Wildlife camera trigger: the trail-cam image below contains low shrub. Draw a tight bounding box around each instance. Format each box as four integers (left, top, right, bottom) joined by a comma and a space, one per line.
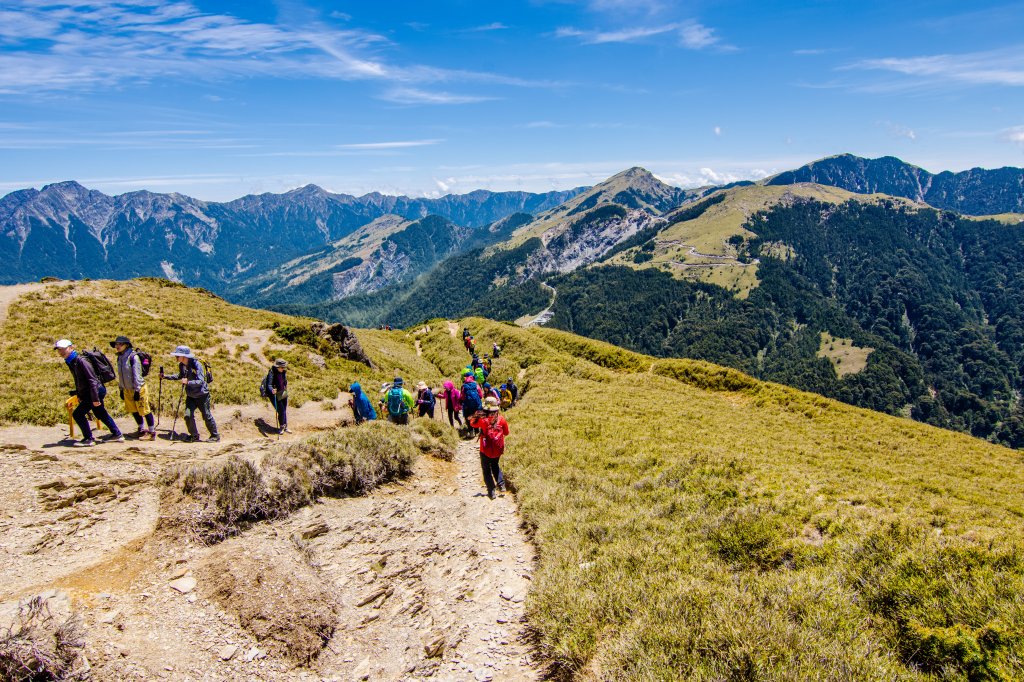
0, 596, 86, 681
410, 418, 458, 461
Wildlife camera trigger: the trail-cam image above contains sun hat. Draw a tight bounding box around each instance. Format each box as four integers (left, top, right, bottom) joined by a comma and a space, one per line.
273, 358, 288, 368
170, 345, 195, 359
109, 335, 132, 348
53, 339, 73, 349
483, 396, 501, 412
417, 381, 427, 391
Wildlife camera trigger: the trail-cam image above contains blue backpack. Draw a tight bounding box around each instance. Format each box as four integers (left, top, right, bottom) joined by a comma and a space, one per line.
462, 381, 481, 410
387, 386, 408, 415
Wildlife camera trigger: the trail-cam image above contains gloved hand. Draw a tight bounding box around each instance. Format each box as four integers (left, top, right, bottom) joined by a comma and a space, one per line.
133, 390, 140, 402
119, 388, 124, 399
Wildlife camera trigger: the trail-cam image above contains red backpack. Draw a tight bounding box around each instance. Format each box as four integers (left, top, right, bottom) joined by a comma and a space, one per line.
480, 414, 506, 455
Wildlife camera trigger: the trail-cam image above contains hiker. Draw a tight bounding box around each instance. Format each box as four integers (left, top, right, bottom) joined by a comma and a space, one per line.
482, 382, 501, 404
506, 377, 519, 405
463, 327, 471, 340
469, 396, 510, 500
260, 358, 290, 434
440, 380, 463, 428
385, 377, 414, 425
54, 339, 124, 446
461, 373, 483, 428
482, 355, 492, 374
161, 345, 219, 443
416, 381, 435, 419
499, 383, 514, 410
111, 335, 155, 440
492, 342, 501, 359
348, 382, 377, 424
474, 364, 487, 385
471, 354, 481, 370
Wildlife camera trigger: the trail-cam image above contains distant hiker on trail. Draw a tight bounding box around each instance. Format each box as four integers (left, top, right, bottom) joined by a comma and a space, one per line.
471, 354, 482, 370
506, 377, 519, 405
348, 382, 377, 424
416, 381, 435, 419
440, 380, 463, 428
386, 377, 414, 425
463, 327, 471, 339
499, 383, 514, 410
492, 342, 501, 359
161, 345, 219, 443
469, 396, 510, 500
474, 365, 486, 385
54, 339, 124, 446
482, 355, 492, 374
464, 335, 474, 352
111, 335, 155, 441
482, 382, 501, 403
260, 358, 290, 434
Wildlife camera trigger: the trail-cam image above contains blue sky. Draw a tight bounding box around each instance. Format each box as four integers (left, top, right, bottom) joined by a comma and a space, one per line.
1, 0, 1023, 200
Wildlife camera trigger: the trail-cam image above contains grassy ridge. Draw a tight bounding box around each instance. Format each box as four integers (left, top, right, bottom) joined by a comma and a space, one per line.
427, 318, 1024, 680
0, 279, 441, 425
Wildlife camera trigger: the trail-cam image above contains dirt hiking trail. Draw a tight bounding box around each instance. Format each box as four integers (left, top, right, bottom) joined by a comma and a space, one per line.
1, 423, 541, 680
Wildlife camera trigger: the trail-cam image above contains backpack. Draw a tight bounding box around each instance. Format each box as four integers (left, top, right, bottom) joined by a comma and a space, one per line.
422, 388, 435, 407
259, 370, 272, 399
83, 348, 116, 384
134, 350, 153, 377
387, 386, 408, 415
462, 381, 481, 410
481, 414, 506, 454
500, 389, 513, 410
197, 358, 213, 384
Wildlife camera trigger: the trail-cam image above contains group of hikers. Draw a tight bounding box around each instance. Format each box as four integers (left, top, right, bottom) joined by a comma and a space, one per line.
53, 325, 517, 500
54, 336, 222, 446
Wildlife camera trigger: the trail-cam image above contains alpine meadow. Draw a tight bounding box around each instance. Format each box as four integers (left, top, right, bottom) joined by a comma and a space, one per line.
4, 1, 1024, 680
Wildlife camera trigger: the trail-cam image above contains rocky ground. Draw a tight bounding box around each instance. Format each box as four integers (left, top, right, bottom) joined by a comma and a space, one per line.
0, 410, 540, 681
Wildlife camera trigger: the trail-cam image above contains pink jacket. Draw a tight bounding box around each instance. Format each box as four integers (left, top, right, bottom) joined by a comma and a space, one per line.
442, 381, 462, 411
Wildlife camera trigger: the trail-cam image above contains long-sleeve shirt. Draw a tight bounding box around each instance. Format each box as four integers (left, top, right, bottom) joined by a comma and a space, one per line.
117, 350, 145, 392
164, 359, 209, 398
66, 350, 102, 404
468, 413, 509, 458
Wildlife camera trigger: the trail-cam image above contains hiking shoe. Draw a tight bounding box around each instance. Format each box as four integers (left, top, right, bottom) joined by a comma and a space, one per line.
487, 489, 496, 500
207, 435, 221, 442
498, 483, 506, 493
176, 435, 196, 443
141, 430, 156, 441
281, 427, 292, 434
100, 433, 125, 443
73, 439, 96, 447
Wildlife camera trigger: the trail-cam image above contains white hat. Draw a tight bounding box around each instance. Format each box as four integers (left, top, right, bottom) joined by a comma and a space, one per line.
53, 339, 72, 349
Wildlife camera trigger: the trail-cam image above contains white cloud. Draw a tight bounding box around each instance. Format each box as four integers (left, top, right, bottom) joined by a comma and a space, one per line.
337, 139, 443, 149
848, 47, 1024, 88
713, 126, 722, 136
1004, 126, 1024, 144
465, 22, 508, 32
379, 87, 496, 105
555, 20, 725, 49
0, 1, 550, 98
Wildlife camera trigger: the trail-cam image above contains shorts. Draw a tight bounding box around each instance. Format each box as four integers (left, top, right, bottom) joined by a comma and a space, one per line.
124, 383, 152, 416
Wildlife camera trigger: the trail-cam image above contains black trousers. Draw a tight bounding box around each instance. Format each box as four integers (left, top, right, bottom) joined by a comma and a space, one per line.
480, 453, 503, 493
447, 402, 462, 427
184, 394, 219, 439
72, 387, 121, 440
390, 413, 409, 425
272, 394, 288, 429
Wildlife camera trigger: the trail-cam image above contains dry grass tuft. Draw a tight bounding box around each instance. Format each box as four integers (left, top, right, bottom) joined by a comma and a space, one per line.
0, 596, 86, 681
198, 541, 338, 664
409, 418, 458, 461
160, 421, 418, 544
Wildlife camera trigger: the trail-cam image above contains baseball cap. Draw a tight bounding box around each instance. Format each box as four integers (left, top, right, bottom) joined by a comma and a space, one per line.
53, 339, 73, 349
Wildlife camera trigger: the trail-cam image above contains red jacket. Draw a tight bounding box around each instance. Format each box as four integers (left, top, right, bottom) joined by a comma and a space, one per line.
468, 412, 509, 458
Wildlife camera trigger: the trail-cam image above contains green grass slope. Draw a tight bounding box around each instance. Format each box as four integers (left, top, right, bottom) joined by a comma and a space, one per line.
0, 278, 441, 425
422, 318, 1024, 681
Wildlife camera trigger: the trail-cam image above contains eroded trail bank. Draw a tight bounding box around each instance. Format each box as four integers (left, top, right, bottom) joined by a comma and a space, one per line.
1, 432, 541, 680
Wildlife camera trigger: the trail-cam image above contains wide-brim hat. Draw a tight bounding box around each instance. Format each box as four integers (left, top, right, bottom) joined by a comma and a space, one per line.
169, 345, 195, 359
417, 381, 427, 391
483, 396, 501, 412
109, 335, 132, 348
273, 358, 288, 368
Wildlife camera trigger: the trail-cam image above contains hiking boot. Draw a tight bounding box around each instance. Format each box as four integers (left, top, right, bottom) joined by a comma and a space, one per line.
176, 435, 196, 443
498, 483, 506, 493
73, 439, 96, 447
207, 435, 221, 442
141, 430, 156, 441
487, 489, 496, 500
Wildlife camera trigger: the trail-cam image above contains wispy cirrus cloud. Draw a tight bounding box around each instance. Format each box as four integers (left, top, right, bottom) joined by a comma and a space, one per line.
463, 22, 509, 32
845, 47, 1024, 89
0, 1, 541, 102
337, 139, 443, 149
378, 87, 497, 105
554, 20, 728, 50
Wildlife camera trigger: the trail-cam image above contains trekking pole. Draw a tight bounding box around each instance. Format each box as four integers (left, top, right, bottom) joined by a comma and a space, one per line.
170, 384, 184, 443
272, 392, 281, 441
156, 368, 163, 428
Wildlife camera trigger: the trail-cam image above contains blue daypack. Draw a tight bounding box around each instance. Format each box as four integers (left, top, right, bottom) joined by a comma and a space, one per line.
462, 381, 481, 410
387, 386, 408, 415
